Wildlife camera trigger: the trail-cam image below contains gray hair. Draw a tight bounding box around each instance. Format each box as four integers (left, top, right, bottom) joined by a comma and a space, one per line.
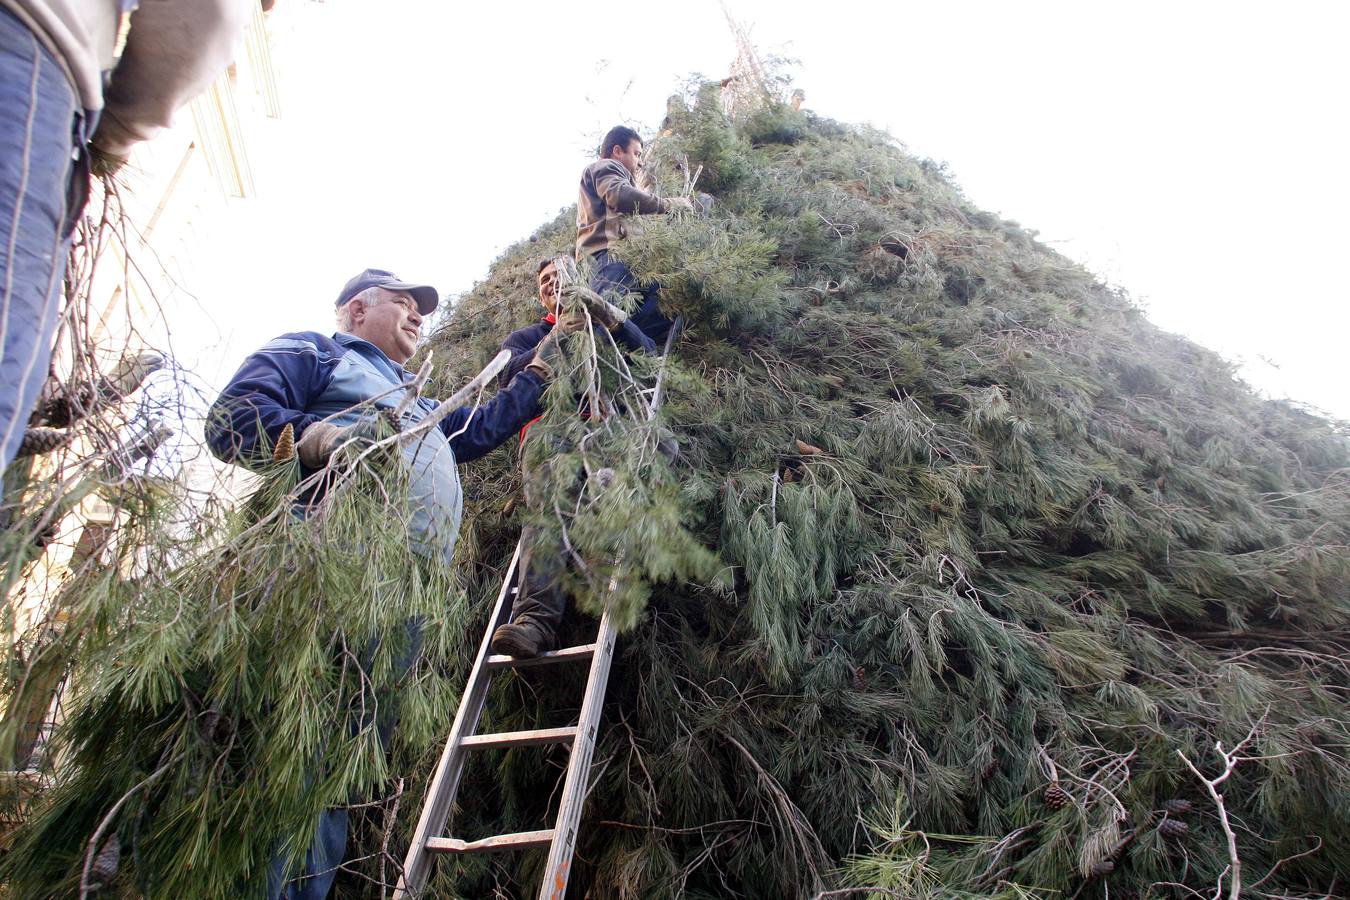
336, 286, 389, 331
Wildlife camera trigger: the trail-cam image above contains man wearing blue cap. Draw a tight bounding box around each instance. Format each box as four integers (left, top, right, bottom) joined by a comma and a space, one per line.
206, 268, 562, 899
208, 268, 563, 560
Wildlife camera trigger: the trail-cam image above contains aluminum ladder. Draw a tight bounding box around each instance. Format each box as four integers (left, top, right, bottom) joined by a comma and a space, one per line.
392, 539, 617, 899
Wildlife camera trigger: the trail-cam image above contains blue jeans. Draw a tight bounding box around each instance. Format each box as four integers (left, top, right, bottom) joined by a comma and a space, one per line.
0, 7, 89, 470
265, 619, 423, 900
590, 248, 673, 345
266, 809, 348, 900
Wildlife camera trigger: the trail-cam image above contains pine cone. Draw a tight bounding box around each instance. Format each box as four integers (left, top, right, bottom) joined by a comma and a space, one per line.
1162, 798, 1193, 816
1043, 782, 1069, 809
851, 666, 866, 691
91, 832, 121, 886
272, 423, 296, 462
794, 439, 823, 455
1087, 859, 1115, 879
16, 426, 72, 458
1158, 818, 1189, 838
1110, 829, 1137, 860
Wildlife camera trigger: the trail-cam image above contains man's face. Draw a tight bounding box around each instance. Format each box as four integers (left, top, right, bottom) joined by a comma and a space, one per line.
537, 262, 560, 316
350, 288, 421, 364
611, 138, 643, 177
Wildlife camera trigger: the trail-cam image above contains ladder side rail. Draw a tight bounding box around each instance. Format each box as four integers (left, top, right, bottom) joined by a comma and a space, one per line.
394, 541, 524, 898
538, 603, 619, 899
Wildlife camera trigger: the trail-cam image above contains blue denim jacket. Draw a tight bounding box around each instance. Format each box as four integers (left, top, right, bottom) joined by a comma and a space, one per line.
207, 331, 543, 561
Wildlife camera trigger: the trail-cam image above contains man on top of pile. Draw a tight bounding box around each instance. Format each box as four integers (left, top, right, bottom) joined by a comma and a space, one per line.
576, 124, 692, 344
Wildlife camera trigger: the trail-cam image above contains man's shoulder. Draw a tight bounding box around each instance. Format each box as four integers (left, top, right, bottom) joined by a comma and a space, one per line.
583, 158, 629, 182
503, 321, 551, 347
255, 331, 346, 358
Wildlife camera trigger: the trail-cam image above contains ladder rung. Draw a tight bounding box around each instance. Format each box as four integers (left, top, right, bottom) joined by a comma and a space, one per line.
425, 829, 555, 854
486, 643, 596, 669
458, 726, 577, 750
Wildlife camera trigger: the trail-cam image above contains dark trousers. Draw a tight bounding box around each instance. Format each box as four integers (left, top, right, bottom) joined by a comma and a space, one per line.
590, 248, 672, 346
512, 440, 569, 629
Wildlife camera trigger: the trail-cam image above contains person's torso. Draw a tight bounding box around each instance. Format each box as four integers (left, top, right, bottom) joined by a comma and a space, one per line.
575, 158, 632, 258
315, 336, 463, 562
0, 0, 126, 109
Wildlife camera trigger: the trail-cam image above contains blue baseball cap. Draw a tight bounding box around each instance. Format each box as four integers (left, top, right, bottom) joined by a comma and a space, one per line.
336, 268, 439, 315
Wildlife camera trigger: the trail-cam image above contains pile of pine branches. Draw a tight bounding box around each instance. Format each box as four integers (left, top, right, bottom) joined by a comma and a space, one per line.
412, 85, 1349, 899
3, 83, 1344, 899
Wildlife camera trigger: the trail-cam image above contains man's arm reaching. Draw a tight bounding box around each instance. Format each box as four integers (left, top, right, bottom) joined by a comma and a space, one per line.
593, 160, 666, 215
92, 0, 252, 160
611, 320, 657, 354
499, 324, 550, 388
440, 370, 546, 463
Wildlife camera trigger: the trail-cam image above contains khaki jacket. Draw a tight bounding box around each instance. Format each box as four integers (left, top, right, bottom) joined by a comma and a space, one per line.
575, 158, 668, 258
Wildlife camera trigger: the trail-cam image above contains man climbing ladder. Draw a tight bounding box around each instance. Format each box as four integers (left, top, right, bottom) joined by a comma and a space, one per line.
490, 255, 656, 660
394, 306, 683, 899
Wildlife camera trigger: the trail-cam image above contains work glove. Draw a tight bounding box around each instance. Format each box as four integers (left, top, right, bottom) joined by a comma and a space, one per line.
663, 196, 695, 214
554, 305, 587, 334
295, 411, 399, 467
105, 350, 165, 398
525, 330, 566, 382
569, 285, 627, 331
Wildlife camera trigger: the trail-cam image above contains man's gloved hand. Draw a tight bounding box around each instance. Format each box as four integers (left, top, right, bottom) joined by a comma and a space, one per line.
104, 350, 165, 398
663, 196, 695, 214
89, 145, 129, 179
295, 412, 399, 467
554, 305, 587, 334
526, 330, 565, 382
571, 286, 627, 331
296, 422, 347, 467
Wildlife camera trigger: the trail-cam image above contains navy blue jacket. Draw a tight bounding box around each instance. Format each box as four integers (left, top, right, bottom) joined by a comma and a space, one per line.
206, 331, 544, 559
498, 317, 656, 388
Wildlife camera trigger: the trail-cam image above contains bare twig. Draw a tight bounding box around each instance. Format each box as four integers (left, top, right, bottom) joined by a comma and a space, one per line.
379, 777, 405, 900
1247, 835, 1323, 893
1175, 713, 1267, 900
376, 349, 513, 447
389, 357, 433, 422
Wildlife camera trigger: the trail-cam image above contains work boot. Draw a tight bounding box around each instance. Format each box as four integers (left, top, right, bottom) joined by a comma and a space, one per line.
490, 616, 557, 659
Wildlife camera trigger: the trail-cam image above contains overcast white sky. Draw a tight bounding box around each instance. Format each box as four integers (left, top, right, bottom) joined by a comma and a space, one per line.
166, 0, 1348, 419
